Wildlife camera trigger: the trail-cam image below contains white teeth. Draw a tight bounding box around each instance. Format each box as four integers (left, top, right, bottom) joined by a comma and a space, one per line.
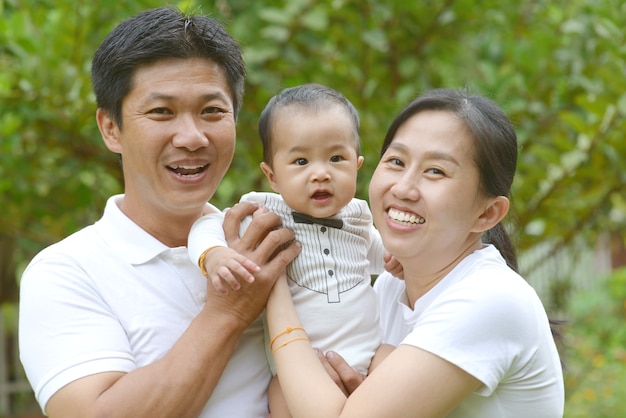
388, 208, 425, 225
174, 165, 202, 170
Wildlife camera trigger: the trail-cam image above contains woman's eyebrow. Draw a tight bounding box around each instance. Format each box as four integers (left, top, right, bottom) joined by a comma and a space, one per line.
422, 150, 460, 166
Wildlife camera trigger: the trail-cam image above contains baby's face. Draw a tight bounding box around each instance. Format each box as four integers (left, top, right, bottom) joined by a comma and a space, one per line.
261, 106, 363, 218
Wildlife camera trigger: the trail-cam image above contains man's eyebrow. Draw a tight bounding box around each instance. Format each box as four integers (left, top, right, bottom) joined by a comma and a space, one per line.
146, 92, 230, 102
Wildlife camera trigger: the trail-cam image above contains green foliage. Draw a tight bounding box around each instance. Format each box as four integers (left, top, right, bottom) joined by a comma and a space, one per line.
1, 1, 625, 295
563, 267, 626, 417
2, 1, 625, 414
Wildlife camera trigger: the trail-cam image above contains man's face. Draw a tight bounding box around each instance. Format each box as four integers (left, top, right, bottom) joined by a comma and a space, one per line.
98, 57, 236, 226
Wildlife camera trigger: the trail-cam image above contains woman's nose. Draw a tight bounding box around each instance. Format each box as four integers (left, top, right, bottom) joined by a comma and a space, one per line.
391, 172, 420, 201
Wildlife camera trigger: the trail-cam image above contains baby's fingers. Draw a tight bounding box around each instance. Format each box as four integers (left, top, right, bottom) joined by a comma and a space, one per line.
235, 256, 260, 283
215, 266, 243, 292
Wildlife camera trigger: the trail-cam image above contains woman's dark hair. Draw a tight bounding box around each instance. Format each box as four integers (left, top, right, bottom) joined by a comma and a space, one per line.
91, 7, 245, 128
258, 83, 361, 166
381, 89, 519, 271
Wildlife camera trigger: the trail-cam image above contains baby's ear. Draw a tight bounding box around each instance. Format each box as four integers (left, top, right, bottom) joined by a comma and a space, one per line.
472, 196, 509, 233
357, 156, 364, 169
260, 162, 279, 193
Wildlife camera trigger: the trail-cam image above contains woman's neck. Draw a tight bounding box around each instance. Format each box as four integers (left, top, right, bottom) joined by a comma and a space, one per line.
402, 238, 483, 309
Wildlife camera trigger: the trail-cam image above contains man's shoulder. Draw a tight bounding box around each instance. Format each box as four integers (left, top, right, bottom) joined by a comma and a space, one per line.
25, 224, 101, 270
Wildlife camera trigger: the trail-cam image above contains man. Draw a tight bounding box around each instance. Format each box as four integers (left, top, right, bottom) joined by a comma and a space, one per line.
19, 7, 299, 417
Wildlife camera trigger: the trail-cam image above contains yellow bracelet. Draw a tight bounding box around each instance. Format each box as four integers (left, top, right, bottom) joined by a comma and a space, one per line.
269, 326, 306, 350
198, 246, 220, 278
271, 337, 309, 354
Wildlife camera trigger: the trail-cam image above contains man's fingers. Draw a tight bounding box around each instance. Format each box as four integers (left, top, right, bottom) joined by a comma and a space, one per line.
222, 202, 259, 242
325, 351, 365, 395
315, 348, 348, 396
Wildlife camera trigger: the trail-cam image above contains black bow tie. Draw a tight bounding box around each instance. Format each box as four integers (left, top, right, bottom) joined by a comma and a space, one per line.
292, 212, 343, 229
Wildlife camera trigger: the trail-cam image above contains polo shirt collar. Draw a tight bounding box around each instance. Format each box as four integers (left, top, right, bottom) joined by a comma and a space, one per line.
94, 195, 173, 265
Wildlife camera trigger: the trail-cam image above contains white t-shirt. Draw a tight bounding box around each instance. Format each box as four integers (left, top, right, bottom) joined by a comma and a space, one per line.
374, 245, 564, 417
19, 195, 271, 417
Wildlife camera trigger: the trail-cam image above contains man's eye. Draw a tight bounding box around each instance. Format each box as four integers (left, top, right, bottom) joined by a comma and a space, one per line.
295, 158, 308, 165
150, 107, 171, 115
202, 106, 222, 114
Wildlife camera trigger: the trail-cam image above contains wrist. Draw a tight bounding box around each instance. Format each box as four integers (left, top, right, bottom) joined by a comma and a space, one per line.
198, 246, 221, 278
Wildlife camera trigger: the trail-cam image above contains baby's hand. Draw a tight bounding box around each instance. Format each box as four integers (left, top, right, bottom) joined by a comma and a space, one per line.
202, 246, 260, 294
383, 252, 404, 279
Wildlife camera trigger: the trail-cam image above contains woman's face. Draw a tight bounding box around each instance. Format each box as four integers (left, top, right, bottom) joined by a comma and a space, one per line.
368, 110, 491, 274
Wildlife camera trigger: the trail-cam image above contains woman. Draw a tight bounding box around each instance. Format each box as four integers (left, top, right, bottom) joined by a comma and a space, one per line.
266, 89, 564, 417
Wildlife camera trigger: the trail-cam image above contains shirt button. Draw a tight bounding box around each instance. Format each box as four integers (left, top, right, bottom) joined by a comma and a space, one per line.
324, 249, 330, 255
199, 292, 207, 302
320, 226, 327, 233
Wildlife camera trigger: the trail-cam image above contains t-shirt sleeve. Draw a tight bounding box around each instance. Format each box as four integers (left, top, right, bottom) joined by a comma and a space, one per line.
187, 212, 227, 266
400, 272, 536, 395
19, 254, 136, 411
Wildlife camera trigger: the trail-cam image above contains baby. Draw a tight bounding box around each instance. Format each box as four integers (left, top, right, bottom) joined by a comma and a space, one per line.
188, 83, 400, 417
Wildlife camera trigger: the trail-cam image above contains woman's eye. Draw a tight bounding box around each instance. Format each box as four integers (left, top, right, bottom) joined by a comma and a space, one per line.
426, 167, 445, 175
295, 158, 308, 165
386, 157, 404, 167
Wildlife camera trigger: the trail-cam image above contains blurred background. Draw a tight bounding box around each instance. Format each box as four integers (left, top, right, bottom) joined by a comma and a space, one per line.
1, 0, 625, 416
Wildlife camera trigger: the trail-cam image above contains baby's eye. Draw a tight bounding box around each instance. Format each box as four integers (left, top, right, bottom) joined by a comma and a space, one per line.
330, 155, 345, 162
295, 158, 308, 166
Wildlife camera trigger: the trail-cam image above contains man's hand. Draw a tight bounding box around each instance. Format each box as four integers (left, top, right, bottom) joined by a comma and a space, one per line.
208, 202, 299, 325
314, 349, 366, 396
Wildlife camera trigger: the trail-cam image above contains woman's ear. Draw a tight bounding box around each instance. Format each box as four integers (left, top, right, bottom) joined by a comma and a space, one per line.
260, 162, 280, 193
472, 196, 509, 233
96, 108, 122, 153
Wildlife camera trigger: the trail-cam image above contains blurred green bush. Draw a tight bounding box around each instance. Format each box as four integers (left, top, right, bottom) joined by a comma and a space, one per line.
564, 267, 626, 416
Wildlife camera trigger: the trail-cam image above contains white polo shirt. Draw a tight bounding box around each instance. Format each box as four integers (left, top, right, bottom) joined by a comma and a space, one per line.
19, 195, 271, 417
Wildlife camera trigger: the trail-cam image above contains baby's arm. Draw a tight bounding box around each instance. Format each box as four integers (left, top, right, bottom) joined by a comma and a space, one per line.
188, 211, 259, 294
368, 222, 404, 279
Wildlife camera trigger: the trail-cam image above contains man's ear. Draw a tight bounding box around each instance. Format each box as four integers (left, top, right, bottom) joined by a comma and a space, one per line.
96, 108, 122, 153
472, 196, 509, 233
260, 162, 280, 193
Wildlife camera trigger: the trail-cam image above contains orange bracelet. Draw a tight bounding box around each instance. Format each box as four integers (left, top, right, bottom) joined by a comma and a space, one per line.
269, 326, 306, 350
271, 337, 309, 354
198, 246, 220, 278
